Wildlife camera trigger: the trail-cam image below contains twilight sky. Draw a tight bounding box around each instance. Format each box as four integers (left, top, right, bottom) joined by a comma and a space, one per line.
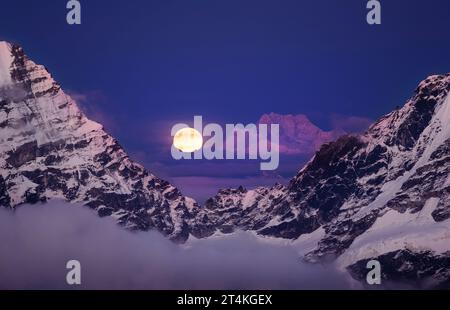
1, 0, 450, 202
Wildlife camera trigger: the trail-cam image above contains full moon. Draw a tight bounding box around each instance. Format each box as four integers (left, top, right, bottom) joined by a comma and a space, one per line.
173, 127, 203, 153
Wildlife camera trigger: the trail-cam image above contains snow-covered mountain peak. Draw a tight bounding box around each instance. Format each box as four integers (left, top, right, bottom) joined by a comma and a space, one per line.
0, 41, 12, 56
0, 43, 195, 242
367, 74, 450, 148
189, 74, 450, 287
258, 112, 344, 155
1, 43, 449, 288
0, 41, 13, 87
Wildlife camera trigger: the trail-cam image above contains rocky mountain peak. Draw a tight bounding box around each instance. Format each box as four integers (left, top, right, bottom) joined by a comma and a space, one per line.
258, 112, 344, 155
189, 72, 450, 287
368, 74, 450, 150
0, 42, 195, 242
1, 42, 449, 288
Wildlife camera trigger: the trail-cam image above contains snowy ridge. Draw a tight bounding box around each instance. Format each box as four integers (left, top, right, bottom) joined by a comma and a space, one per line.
0, 42, 194, 242
189, 73, 450, 288
0, 42, 13, 86
337, 198, 450, 269
258, 113, 345, 155
1, 42, 449, 288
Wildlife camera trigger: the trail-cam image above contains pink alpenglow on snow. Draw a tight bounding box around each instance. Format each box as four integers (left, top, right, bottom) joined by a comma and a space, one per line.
258, 113, 344, 155
0, 42, 14, 86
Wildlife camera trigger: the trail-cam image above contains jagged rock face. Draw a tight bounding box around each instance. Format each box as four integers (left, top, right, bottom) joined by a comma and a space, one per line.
190, 74, 450, 287
0, 42, 196, 242
189, 184, 291, 238
347, 249, 450, 289
1, 41, 449, 288
258, 113, 345, 155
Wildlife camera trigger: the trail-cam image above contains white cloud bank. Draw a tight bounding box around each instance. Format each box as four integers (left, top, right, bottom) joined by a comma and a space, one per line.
0, 201, 353, 290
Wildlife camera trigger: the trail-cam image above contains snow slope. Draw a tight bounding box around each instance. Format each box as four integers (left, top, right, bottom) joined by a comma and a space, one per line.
0, 42, 195, 242
0, 42, 13, 86
1, 41, 449, 287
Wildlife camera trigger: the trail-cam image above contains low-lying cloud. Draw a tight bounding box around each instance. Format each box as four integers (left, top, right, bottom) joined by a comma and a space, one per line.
0, 201, 354, 290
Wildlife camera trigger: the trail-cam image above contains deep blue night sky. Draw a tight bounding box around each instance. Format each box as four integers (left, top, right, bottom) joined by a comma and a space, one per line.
1, 0, 450, 201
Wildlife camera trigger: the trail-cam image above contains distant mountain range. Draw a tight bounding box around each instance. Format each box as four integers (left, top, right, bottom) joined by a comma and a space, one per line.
0, 42, 449, 288
258, 113, 345, 155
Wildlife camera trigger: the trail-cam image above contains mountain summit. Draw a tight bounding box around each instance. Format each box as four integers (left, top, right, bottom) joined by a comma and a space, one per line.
189, 74, 450, 288
258, 113, 344, 155
0, 42, 195, 242
1, 42, 449, 288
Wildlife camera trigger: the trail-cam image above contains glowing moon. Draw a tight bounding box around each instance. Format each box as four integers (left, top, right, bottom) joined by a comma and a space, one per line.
173, 127, 203, 153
